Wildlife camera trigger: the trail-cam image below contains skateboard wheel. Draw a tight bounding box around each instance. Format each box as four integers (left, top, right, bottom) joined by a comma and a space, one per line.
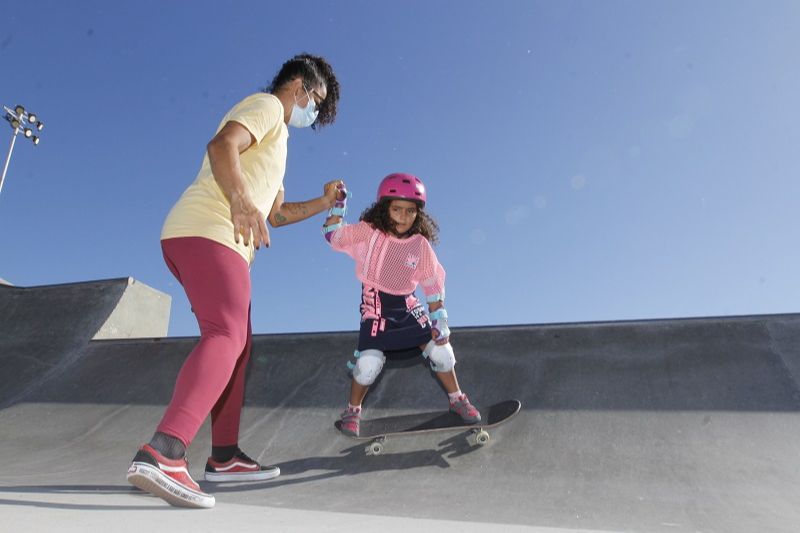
366, 441, 384, 455
475, 430, 490, 446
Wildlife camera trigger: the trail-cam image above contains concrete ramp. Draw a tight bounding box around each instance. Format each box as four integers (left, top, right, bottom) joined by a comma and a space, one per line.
0, 278, 170, 408
1, 300, 800, 532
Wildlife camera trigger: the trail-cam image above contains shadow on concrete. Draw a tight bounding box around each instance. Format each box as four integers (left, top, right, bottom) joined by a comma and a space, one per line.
0, 485, 170, 511
210, 432, 482, 493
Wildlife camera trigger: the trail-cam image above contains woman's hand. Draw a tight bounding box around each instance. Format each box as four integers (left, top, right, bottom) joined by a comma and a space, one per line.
323, 180, 345, 207
230, 192, 270, 249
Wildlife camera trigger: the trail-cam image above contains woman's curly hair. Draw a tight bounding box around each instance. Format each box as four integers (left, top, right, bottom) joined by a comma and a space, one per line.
266, 53, 340, 130
360, 199, 440, 244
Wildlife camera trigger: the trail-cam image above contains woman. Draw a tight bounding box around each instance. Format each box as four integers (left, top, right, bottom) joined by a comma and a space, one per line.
127, 53, 341, 509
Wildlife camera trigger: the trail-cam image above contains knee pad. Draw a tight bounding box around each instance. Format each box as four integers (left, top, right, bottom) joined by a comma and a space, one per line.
423, 341, 456, 372
352, 349, 386, 386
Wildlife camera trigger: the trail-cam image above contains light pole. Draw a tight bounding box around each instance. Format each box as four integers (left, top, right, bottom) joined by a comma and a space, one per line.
1, 104, 44, 199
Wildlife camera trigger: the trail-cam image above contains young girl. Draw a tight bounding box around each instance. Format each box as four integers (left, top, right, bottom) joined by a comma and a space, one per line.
322, 173, 480, 436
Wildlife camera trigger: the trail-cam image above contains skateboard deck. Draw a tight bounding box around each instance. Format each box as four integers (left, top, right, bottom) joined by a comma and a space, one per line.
335, 399, 521, 455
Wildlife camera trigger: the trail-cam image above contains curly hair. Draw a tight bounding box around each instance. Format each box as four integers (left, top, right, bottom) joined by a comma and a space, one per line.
360, 199, 440, 245
265, 53, 340, 130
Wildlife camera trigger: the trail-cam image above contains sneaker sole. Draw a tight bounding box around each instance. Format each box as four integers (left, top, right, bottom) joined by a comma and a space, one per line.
127, 462, 215, 509
450, 411, 482, 424
205, 466, 281, 483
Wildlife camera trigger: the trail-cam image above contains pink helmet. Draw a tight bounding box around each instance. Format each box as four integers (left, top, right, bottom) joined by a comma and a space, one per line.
376, 173, 427, 207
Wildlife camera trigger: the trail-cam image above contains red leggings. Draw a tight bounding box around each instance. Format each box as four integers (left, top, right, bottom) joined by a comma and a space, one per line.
158, 237, 252, 448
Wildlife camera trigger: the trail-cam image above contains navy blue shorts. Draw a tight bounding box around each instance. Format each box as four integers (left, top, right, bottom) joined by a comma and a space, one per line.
357, 287, 431, 353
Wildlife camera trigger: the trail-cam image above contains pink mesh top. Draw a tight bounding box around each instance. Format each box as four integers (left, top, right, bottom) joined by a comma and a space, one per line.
328, 221, 446, 298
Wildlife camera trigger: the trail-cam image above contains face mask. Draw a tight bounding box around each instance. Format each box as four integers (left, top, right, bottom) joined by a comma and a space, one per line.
288, 86, 319, 128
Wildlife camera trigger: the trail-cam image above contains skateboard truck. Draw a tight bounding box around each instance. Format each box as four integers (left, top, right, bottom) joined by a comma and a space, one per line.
366, 427, 492, 456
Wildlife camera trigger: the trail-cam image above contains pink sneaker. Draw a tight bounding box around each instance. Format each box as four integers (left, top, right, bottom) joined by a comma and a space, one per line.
127, 444, 214, 508
450, 394, 481, 423
339, 406, 362, 437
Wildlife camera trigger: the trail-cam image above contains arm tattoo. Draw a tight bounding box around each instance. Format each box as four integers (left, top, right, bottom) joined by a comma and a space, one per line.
284, 202, 309, 216
274, 201, 316, 226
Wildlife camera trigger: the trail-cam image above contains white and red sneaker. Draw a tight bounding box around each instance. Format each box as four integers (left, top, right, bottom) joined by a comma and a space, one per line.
204, 449, 280, 482
126, 444, 214, 509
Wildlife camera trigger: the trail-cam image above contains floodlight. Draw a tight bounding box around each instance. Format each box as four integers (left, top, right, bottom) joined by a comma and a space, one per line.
1, 102, 45, 198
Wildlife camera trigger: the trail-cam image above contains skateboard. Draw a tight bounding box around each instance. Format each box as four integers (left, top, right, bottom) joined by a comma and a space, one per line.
335, 399, 522, 455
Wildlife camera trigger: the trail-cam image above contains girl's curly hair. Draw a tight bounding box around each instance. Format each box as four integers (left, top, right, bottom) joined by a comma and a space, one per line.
360, 199, 440, 244
266, 53, 340, 130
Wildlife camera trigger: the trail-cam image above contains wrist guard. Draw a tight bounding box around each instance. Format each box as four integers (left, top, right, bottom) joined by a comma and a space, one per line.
430, 308, 450, 345
322, 222, 342, 242
328, 183, 349, 217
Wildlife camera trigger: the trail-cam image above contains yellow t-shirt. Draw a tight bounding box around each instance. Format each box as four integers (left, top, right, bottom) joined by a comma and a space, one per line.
161, 93, 288, 264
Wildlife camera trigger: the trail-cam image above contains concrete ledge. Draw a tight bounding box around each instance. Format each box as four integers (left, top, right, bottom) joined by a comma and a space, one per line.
93, 277, 171, 340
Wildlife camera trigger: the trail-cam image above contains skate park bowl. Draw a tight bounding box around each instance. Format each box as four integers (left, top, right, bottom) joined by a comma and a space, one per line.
1, 278, 799, 532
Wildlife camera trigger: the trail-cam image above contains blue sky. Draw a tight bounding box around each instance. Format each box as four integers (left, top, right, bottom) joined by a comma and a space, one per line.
1, 1, 798, 336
